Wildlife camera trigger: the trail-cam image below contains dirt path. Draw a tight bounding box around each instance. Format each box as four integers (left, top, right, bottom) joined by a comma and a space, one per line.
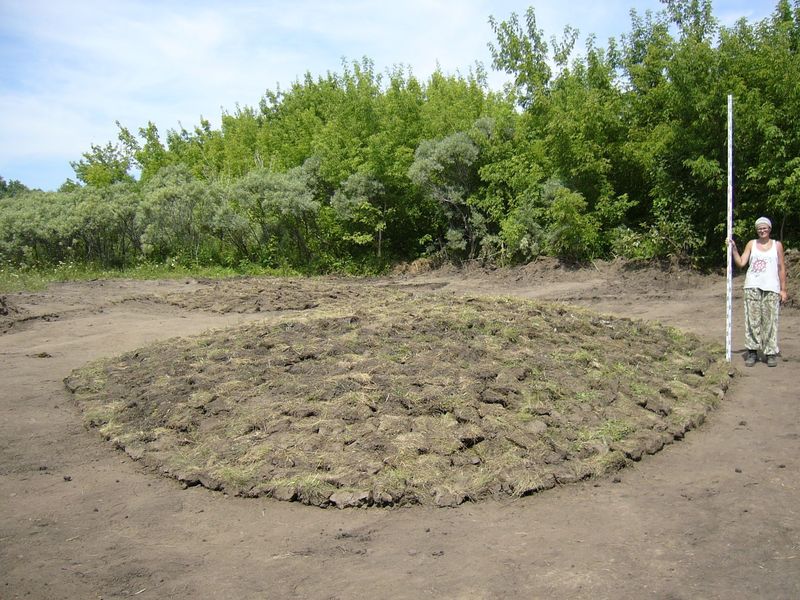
1, 267, 798, 599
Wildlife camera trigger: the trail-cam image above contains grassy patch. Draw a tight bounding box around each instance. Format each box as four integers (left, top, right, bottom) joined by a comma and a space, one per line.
0, 261, 298, 293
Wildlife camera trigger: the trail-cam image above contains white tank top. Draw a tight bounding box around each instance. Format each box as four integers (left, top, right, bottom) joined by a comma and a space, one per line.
744, 240, 780, 293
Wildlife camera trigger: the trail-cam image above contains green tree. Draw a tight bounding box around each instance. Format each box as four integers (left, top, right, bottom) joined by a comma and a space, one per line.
420, 67, 490, 138
137, 164, 222, 264
70, 142, 134, 187
0, 190, 73, 266
0, 176, 30, 198
66, 183, 142, 266
542, 180, 600, 261
218, 106, 263, 180
164, 118, 225, 181
488, 7, 552, 108
408, 130, 482, 259
117, 121, 173, 184
545, 38, 633, 236
331, 172, 388, 259
721, 2, 800, 240
227, 160, 320, 268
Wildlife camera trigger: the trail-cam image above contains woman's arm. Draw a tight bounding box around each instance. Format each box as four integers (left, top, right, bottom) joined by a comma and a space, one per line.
776, 241, 788, 304
729, 239, 752, 269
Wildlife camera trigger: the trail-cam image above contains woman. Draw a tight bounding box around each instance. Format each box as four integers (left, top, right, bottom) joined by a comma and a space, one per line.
729, 217, 788, 367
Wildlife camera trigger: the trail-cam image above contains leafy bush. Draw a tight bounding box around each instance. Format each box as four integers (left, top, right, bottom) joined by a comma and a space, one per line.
499, 190, 546, 264
543, 182, 600, 262
608, 226, 659, 261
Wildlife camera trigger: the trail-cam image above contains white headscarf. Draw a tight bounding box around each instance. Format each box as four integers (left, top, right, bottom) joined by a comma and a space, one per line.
755, 216, 772, 229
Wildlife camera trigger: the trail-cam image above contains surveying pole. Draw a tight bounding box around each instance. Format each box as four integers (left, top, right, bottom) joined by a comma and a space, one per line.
726, 94, 734, 362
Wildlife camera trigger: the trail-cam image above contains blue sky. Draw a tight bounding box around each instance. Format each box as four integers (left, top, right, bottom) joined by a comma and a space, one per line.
0, 0, 777, 191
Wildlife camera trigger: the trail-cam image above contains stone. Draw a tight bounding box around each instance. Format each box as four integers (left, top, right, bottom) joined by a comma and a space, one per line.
330, 490, 371, 508
434, 490, 467, 507
271, 485, 297, 502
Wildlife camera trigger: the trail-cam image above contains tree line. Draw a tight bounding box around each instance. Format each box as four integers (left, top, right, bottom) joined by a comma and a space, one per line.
2, 0, 798, 273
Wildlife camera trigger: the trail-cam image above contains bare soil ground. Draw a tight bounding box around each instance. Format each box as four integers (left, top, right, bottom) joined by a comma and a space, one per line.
1, 260, 799, 599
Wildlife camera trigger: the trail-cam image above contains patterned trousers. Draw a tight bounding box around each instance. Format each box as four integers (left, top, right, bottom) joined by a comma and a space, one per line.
744, 288, 780, 355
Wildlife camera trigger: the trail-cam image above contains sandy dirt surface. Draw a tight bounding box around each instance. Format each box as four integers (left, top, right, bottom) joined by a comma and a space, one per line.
1, 263, 798, 599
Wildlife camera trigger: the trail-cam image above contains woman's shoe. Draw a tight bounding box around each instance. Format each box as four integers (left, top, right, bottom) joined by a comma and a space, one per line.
745, 350, 758, 367
767, 354, 778, 367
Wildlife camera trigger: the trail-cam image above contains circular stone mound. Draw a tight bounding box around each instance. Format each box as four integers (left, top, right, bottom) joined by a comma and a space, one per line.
65, 290, 730, 507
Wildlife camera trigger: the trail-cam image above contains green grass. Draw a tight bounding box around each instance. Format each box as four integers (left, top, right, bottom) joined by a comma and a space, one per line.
0, 261, 301, 293
579, 419, 636, 445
